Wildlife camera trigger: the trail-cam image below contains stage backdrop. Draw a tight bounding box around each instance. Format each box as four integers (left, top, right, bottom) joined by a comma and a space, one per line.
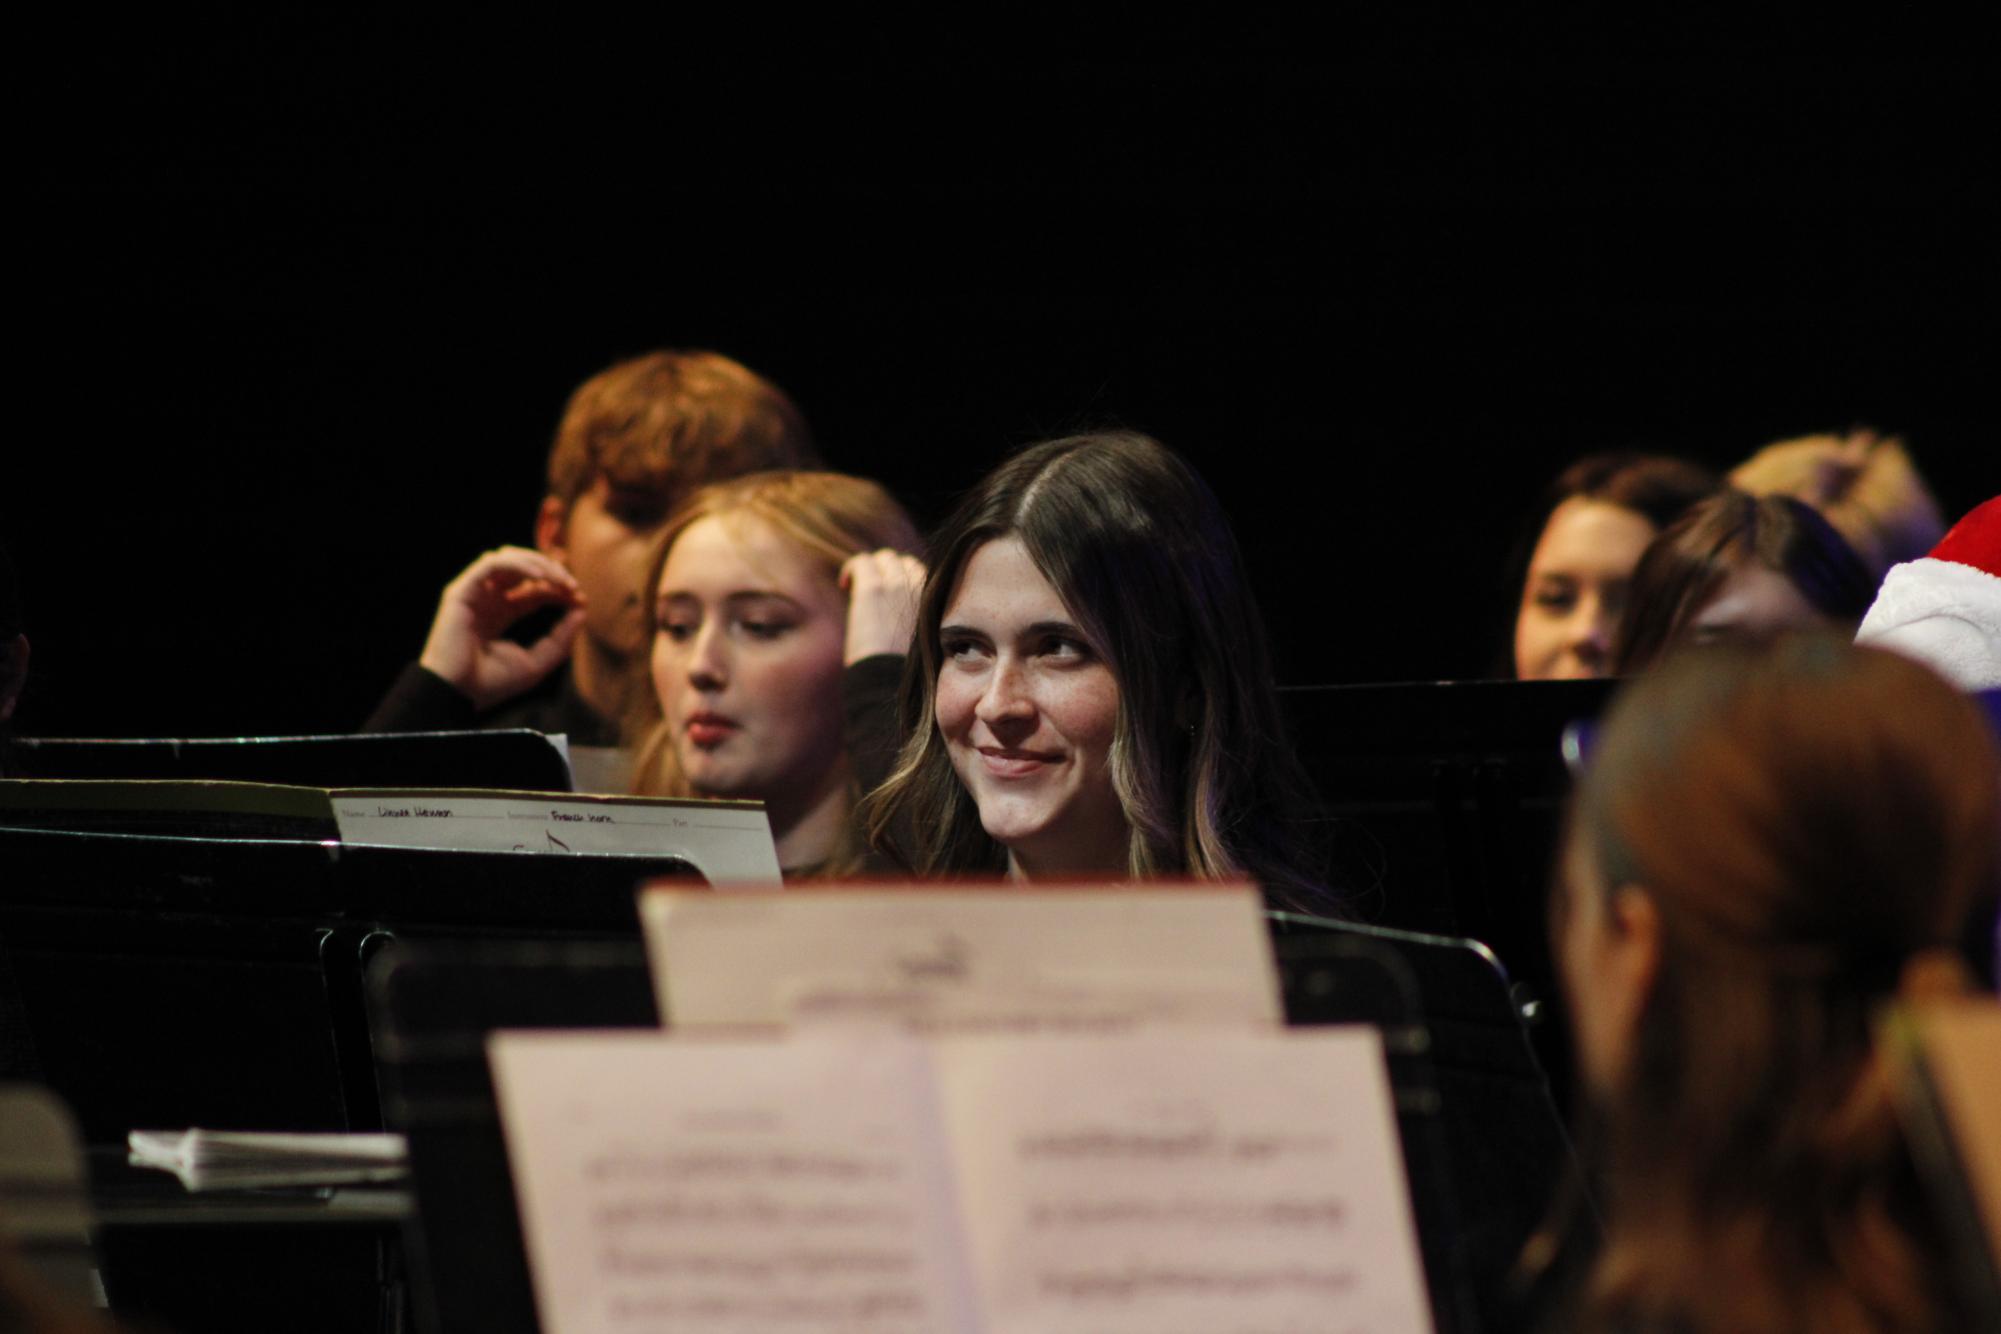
11, 13, 1994, 738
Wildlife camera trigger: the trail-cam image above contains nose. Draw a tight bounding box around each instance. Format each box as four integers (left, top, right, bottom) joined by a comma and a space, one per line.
686, 620, 729, 691
973, 656, 1035, 732
1572, 598, 1613, 670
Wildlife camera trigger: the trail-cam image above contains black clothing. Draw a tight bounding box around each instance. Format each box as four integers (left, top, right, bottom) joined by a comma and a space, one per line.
361, 662, 624, 747
841, 653, 906, 796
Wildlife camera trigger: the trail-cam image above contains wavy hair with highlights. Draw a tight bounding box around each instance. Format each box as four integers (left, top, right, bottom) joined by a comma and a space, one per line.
859, 431, 1334, 912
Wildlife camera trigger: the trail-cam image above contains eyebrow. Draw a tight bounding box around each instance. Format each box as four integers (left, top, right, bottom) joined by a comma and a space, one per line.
937, 619, 1085, 640
658, 590, 806, 610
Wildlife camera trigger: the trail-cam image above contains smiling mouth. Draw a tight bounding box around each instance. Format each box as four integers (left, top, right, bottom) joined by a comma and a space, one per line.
977, 745, 1062, 778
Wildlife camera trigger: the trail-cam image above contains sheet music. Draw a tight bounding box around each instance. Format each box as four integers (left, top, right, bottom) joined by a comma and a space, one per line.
332, 790, 781, 885
934, 1028, 1434, 1334
490, 1033, 978, 1334
491, 1029, 1434, 1334
0, 778, 780, 885
640, 884, 1282, 1031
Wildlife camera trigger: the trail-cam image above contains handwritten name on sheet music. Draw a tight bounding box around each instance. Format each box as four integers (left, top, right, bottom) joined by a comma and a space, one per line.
935, 1028, 1435, 1334
488, 1034, 976, 1334
330, 791, 782, 885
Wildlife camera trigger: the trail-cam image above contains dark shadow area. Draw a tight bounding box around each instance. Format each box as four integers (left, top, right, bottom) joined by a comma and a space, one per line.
11, 12, 1995, 737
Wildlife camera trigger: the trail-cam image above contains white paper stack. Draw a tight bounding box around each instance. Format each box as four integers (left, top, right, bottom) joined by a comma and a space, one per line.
127, 1130, 408, 1191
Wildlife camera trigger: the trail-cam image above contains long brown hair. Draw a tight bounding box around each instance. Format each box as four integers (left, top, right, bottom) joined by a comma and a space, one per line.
1612, 490, 1877, 674
858, 430, 1334, 911
1559, 638, 2000, 1332
629, 471, 920, 872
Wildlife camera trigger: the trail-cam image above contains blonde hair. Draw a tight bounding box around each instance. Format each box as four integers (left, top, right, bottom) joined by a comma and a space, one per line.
629, 472, 921, 871
1731, 429, 1945, 578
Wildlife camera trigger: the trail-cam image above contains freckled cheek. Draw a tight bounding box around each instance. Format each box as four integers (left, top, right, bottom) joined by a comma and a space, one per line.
1051, 673, 1120, 763
933, 674, 979, 741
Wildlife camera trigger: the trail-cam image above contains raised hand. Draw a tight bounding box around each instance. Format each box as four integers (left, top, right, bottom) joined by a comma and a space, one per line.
838, 549, 928, 665
418, 547, 589, 711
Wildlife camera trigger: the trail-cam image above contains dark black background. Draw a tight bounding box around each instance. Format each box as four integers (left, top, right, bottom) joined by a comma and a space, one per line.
10, 12, 1995, 738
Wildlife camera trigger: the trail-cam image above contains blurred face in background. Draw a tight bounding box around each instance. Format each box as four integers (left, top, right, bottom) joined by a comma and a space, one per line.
1515, 498, 1658, 679
541, 478, 674, 661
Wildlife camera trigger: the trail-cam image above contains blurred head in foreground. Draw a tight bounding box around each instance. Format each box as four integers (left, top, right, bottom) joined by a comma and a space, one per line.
1555, 637, 1999, 1332
1512, 453, 1719, 680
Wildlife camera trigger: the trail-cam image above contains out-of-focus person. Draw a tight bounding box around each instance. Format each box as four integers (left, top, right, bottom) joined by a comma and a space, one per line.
1731, 428, 1945, 581
1511, 453, 1718, 680
1549, 637, 1998, 1333
1611, 490, 1875, 675
365, 350, 821, 746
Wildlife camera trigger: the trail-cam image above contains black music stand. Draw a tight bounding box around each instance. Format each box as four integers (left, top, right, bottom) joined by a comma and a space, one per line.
0, 823, 696, 1142
9, 729, 574, 792
1282, 676, 1615, 1102
1271, 910, 1590, 1334
366, 940, 658, 1334
368, 924, 1556, 1334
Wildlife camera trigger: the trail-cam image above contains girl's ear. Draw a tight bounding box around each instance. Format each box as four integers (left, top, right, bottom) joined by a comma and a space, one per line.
1605, 884, 1664, 1044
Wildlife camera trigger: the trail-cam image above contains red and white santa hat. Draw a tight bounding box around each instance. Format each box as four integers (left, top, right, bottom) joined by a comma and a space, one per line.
1856, 496, 2001, 690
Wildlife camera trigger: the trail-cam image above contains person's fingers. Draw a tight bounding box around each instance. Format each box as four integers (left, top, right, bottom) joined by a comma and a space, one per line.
450, 546, 580, 600
842, 549, 926, 600
500, 576, 586, 610
842, 549, 928, 664
514, 606, 588, 678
